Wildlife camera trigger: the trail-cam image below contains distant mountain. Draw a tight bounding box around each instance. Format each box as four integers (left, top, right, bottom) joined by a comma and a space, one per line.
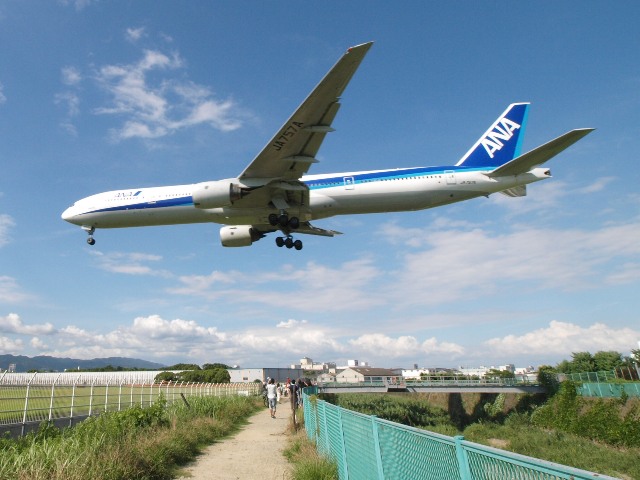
0, 355, 165, 373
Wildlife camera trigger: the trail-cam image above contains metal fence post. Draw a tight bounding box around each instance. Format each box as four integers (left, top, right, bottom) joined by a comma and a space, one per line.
48, 373, 61, 422
21, 372, 37, 436
370, 416, 385, 480
69, 377, 78, 428
454, 435, 472, 480
89, 379, 95, 416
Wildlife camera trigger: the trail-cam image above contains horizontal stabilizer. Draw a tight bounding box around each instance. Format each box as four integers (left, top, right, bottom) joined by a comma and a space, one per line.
487, 128, 594, 177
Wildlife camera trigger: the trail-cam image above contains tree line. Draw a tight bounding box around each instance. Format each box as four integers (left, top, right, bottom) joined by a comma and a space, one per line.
154, 363, 231, 383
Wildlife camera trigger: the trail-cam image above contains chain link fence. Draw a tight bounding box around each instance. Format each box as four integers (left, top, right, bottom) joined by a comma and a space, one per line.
0, 372, 260, 437
302, 386, 618, 480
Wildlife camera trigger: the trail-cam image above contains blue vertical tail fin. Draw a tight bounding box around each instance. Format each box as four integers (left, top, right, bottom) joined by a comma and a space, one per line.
456, 103, 530, 168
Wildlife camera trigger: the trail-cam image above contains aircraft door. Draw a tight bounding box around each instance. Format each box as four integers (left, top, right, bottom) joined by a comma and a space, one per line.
445, 170, 456, 185
344, 176, 355, 190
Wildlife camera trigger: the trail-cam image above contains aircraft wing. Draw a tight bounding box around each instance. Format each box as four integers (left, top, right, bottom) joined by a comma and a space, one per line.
487, 128, 594, 178
253, 221, 341, 238
239, 42, 373, 182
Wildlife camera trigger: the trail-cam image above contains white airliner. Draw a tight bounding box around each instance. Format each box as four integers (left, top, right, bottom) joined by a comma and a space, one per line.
62, 42, 594, 250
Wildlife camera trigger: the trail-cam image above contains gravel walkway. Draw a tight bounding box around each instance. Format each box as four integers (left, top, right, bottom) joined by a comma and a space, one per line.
175, 405, 294, 480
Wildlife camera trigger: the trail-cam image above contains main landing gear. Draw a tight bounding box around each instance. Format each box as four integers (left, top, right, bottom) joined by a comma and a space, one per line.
268, 213, 303, 250
82, 226, 96, 245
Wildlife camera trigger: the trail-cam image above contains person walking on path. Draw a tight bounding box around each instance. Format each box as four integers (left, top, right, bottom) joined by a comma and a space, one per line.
266, 378, 278, 418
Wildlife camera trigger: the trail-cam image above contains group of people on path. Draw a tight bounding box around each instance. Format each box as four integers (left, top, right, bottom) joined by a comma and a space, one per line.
263, 377, 311, 419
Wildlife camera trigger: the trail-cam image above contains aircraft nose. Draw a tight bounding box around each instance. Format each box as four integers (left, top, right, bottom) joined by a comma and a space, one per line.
61, 207, 75, 223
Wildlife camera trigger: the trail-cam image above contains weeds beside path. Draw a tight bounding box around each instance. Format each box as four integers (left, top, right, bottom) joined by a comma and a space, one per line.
176, 407, 292, 480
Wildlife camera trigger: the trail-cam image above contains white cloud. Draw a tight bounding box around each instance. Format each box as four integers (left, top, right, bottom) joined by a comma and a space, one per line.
170, 258, 383, 312
349, 334, 464, 358
277, 319, 307, 329
89, 251, 171, 277
58, 0, 95, 11
30, 337, 47, 349
126, 27, 146, 43
484, 320, 640, 358
380, 218, 640, 309
0, 214, 15, 246
0, 313, 55, 335
0, 336, 23, 353
0, 277, 33, 304
94, 49, 242, 140
0, 82, 6, 105
61, 66, 81, 86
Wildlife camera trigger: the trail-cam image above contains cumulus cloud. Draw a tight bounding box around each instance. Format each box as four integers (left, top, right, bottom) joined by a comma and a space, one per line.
94, 49, 242, 140
0, 336, 23, 353
0, 313, 55, 335
484, 320, 640, 357
349, 334, 464, 358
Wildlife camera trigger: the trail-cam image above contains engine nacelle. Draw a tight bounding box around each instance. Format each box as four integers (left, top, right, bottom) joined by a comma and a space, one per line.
192, 180, 244, 209
219, 225, 264, 247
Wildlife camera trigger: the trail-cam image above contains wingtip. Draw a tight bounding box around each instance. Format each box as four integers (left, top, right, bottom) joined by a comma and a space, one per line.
348, 41, 374, 53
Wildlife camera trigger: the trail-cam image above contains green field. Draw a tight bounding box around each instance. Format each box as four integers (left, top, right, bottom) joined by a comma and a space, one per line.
0, 383, 256, 426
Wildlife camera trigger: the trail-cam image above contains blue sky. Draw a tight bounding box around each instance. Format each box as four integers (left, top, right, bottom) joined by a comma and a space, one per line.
1, 1, 639, 370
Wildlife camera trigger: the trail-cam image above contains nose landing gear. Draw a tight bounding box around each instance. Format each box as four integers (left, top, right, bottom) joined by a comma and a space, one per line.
82, 226, 96, 245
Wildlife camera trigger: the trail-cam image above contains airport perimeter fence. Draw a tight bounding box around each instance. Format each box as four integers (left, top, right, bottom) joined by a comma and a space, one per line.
302, 386, 617, 480
561, 368, 640, 398
0, 371, 261, 437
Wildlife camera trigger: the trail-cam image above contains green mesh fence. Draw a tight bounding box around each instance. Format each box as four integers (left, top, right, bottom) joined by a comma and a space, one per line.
302, 387, 618, 480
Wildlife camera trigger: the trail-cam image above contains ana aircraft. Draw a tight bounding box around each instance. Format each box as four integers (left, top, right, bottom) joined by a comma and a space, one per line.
62, 42, 594, 250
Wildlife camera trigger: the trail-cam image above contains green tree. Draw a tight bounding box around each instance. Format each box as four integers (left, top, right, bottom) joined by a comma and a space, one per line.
486, 369, 515, 379
537, 365, 559, 395
569, 352, 596, 373
178, 370, 207, 382
593, 351, 624, 371
155, 371, 177, 383
164, 363, 201, 371
202, 363, 230, 370
204, 368, 231, 383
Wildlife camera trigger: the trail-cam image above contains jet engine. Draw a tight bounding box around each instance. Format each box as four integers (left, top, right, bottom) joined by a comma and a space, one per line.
219, 226, 265, 247
192, 180, 246, 209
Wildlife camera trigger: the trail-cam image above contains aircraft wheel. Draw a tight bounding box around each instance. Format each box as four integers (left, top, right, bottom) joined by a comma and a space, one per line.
285, 237, 294, 249
288, 217, 300, 229
275, 237, 285, 248
294, 239, 303, 251
87, 237, 96, 246
278, 214, 289, 228
268, 214, 279, 226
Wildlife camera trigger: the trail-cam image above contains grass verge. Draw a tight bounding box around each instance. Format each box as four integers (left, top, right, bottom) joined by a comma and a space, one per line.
0, 395, 260, 480
283, 428, 338, 480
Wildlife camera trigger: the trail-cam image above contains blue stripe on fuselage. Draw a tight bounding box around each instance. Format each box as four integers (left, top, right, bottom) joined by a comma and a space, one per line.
80, 196, 194, 216
304, 166, 486, 190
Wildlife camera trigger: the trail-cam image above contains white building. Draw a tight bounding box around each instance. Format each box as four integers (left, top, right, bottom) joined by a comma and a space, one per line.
228, 367, 304, 384
290, 357, 336, 373
335, 367, 400, 384
457, 364, 515, 377
402, 368, 453, 379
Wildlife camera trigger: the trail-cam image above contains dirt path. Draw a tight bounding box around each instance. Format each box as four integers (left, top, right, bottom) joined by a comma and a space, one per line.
176, 405, 294, 480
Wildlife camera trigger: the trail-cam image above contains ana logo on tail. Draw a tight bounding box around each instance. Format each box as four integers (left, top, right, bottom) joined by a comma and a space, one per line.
481, 117, 521, 159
